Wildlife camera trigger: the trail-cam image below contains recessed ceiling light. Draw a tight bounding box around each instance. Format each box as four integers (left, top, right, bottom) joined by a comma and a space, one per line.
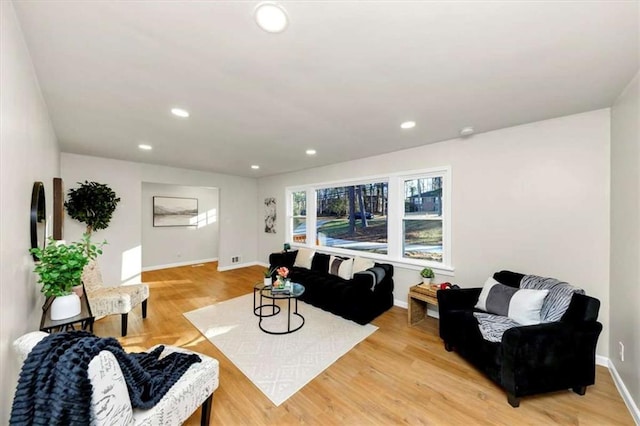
251, 165, 260, 170
138, 144, 152, 150
400, 121, 416, 129
254, 2, 288, 33
460, 126, 475, 136
306, 149, 317, 155
171, 108, 190, 118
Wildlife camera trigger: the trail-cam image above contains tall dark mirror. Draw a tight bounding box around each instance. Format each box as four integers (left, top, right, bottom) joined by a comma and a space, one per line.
30, 181, 46, 260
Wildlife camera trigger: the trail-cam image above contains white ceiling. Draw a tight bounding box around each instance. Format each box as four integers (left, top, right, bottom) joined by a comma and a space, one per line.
13, 1, 639, 178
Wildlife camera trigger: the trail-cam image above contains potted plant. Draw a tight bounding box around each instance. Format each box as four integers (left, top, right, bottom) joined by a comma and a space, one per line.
30, 234, 103, 320
262, 266, 277, 286
65, 181, 121, 236
420, 267, 435, 284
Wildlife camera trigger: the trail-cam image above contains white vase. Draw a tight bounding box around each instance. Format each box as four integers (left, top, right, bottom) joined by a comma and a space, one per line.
422, 277, 432, 285
263, 277, 271, 287
50, 293, 81, 320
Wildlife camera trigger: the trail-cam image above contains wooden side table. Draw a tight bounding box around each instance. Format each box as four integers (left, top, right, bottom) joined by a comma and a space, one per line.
408, 284, 438, 325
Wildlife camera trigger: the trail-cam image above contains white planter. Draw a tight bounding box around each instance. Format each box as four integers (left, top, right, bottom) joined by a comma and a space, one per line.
50, 293, 81, 320
422, 277, 432, 285
263, 277, 272, 287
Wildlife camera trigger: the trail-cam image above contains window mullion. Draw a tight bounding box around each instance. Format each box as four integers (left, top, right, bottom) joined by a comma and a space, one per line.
307, 188, 317, 247
387, 176, 402, 259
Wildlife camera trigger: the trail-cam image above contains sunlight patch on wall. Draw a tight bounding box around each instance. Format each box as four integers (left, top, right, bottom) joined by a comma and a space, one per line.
193, 208, 217, 229
121, 245, 142, 283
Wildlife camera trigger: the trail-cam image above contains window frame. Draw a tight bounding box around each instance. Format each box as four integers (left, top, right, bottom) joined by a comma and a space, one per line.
285, 167, 453, 274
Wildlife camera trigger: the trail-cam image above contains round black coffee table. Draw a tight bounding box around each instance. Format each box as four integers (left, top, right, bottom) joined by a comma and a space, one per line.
256, 283, 305, 335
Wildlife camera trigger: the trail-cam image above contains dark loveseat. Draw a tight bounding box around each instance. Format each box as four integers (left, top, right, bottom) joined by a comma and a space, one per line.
268, 250, 394, 325
438, 270, 602, 407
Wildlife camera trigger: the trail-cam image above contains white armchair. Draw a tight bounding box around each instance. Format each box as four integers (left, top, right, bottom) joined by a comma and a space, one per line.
13, 331, 219, 425
82, 260, 149, 336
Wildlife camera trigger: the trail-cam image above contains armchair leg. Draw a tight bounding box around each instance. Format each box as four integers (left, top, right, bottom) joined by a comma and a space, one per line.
572, 386, 587, 396
200, 393, 213, 426
507, 393, 520, 408
142, 299, 148, 319
121, 313, 128, 337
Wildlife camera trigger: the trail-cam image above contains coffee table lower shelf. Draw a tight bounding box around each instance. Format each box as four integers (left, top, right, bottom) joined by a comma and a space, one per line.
253, 282, 305, 335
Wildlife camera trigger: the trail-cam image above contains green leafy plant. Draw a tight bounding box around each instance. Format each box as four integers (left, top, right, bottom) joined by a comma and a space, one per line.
65, 181, 121, 235
29, 234, 104, 297
263, 266, 277, 278
420, 267, 434, 279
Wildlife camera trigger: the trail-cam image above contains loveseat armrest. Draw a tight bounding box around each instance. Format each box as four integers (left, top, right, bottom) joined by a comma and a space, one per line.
269, 251, 297, 269
501, 320, 603, 397
437, 288, 482, 312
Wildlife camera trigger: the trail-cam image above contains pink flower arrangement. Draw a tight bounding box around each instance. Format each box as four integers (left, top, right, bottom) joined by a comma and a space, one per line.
276, 266, 289, 279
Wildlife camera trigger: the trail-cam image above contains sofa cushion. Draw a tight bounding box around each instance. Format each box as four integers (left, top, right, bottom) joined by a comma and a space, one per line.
352, 256, 375, 275
311, 252, 330, 273
473, 312, 522, 343
328, 256, 353, 280
354, 266, 386, 290
293, 248, 315, 269
475, 277, 548, 325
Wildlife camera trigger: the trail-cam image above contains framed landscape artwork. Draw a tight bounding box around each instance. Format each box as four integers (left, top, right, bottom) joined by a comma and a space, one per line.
153, 196, 198, 227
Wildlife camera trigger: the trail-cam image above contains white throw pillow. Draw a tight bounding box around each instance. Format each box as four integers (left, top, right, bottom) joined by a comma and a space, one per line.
293, 248, 315, 269
328, 256, 354, 280
475, 277, 549, 325
352, 256, 375, 276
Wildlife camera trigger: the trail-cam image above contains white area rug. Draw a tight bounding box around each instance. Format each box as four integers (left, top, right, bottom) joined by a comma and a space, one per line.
184, 293, 377, 406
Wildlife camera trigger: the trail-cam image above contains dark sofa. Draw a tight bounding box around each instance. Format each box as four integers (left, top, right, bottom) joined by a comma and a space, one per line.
438, 270, 602, 407
268, 250, 394, 325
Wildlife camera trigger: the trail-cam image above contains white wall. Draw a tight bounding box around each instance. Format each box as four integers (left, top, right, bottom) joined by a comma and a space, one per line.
0, 1, 60, 421
258, 109, 611, 357
142, 182, 219, 270
61, 153, 258, 284
610, 71, 639, 413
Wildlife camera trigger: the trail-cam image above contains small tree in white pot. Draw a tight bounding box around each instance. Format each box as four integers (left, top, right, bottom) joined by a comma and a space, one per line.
420, 267, 434, 285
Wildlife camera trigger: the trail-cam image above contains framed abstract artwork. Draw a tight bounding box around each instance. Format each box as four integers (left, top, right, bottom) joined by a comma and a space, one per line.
153, 196, 198, 227
264, 197, 276, 233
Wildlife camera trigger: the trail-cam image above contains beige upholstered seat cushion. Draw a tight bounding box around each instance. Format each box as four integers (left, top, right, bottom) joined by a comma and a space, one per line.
86, 284, 149, 317
132, 345, 219, 425
82, 260, 149, 317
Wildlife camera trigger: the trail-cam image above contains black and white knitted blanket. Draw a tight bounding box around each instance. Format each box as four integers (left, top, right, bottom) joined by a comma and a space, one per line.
10, 331, 201, 425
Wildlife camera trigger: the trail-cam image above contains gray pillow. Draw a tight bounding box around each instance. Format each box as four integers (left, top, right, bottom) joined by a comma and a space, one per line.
475, 277, 549, 325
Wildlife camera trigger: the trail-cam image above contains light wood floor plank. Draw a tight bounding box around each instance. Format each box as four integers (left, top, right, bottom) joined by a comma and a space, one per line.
91, 262, 633, 425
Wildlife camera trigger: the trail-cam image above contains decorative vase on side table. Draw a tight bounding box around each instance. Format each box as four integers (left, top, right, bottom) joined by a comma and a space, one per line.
50, 294, 81, 320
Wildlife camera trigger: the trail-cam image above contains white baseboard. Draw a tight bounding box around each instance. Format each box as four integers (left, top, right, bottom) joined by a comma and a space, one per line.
217, 261, 262, 272
394, 298, 408, 309
596, 355, 608, 367
142, 258, 218, 272
606, 357, 640, 425
394, 299, 439, 319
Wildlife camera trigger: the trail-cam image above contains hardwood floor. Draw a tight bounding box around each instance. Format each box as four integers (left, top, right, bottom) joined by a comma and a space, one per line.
94, 262, 634, 425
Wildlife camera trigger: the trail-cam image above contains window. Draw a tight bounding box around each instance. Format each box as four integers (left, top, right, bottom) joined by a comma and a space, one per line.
290, 191, 306, 244
403, 175, 443, 262
286, 167, 451, 271
315, 182, 388, 254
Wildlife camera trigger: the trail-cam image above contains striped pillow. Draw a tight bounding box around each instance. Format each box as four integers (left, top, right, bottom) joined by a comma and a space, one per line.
475, 277, 549, 325
328, 256, 353, 280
